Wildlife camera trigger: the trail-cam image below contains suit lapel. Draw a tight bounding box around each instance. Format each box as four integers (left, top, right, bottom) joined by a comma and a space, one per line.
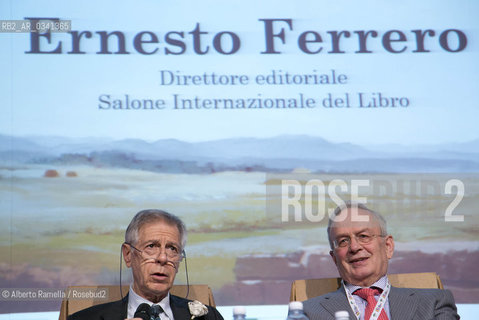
319, 285, 419, 320
170, 294, 192, 320
388, 287, 417, 320
101, 294, 128, 320
321, 287, 356, 319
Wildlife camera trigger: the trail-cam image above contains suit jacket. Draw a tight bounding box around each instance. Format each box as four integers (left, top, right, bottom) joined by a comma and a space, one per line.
67, 294, 224, 320
303, 286, 460, 320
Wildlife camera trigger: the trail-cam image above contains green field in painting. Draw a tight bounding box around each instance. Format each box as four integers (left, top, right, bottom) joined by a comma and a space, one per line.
1, 165, 477, 291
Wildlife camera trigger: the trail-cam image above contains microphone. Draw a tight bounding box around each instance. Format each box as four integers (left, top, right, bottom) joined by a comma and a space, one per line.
134, 303, 152, 320
183, 250, 190, 299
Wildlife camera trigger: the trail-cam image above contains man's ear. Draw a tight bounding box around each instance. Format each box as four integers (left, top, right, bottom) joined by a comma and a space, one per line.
122, 243, 132, 268
385, 235, 394, 259
330, 250, 338, 265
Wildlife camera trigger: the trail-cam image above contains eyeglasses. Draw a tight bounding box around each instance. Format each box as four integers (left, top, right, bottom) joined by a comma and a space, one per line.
333, 233, 385, 248
125, 242, 184, 262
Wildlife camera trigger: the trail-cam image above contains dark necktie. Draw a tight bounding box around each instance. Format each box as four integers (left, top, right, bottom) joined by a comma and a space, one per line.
151, 304, 164, 320
353, 288, 389, 320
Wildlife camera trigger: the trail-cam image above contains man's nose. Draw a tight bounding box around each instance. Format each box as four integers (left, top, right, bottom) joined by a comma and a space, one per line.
155, 250, 169, 264
348, 236, 363, 252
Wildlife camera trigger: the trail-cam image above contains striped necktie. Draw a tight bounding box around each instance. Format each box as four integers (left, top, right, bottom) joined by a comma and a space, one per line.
353, 288, 389, 320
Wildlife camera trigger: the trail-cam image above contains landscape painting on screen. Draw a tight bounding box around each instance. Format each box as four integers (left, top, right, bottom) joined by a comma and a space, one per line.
1, 134, 478, 312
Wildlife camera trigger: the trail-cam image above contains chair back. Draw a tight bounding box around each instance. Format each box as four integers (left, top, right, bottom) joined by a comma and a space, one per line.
58, 284, 216, 320
290, 272, 443, 301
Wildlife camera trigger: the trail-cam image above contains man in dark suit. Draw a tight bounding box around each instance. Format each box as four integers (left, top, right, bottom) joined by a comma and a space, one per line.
303, 202, 460, 320
69, 209, 223, 320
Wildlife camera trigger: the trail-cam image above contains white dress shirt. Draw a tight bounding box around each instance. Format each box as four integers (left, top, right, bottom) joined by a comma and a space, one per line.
127, 285, 175, 320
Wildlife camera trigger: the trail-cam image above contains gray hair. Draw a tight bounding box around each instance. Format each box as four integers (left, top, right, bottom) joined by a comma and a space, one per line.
327, 201, 387, 249
125, 209, 187, 249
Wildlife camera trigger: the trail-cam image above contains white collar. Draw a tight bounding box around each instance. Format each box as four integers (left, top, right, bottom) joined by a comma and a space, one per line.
345, 275, 389, 293
127, 285, 175, 320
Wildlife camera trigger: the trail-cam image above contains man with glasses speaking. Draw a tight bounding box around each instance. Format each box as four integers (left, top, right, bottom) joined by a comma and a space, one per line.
303, 202, 460, 320
69, 209, 224, 320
